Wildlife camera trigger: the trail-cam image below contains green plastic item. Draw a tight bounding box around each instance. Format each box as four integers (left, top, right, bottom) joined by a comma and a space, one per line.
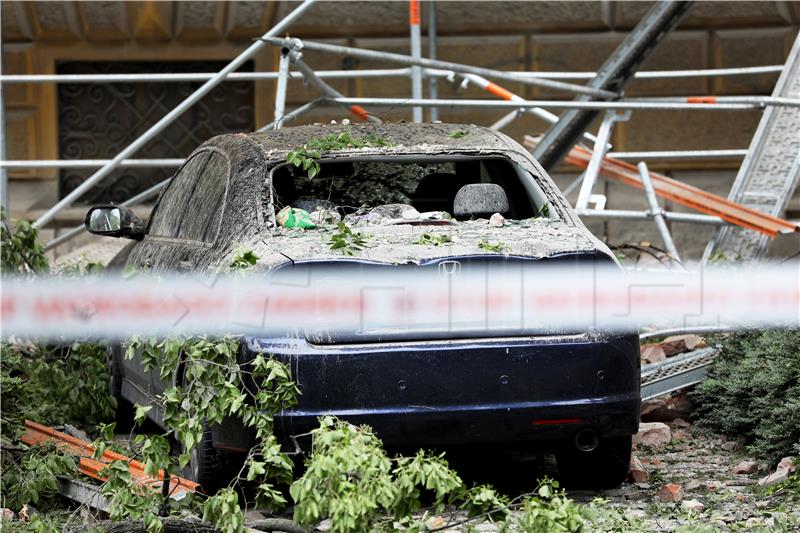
277, 206, 316, 229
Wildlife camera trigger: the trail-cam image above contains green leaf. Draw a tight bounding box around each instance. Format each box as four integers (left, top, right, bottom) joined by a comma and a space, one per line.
134, 404, 153, 425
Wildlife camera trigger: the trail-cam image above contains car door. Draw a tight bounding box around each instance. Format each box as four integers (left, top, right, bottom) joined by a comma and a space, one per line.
121, 149, 232, 405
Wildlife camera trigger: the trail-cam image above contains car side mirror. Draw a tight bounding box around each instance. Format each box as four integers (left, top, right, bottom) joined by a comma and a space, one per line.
85, 205, 145, 240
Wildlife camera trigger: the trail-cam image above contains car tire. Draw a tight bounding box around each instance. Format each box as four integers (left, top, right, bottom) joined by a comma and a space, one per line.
555, 435, 632, 490
181, 424, 232, 494
108, 344, 135, 433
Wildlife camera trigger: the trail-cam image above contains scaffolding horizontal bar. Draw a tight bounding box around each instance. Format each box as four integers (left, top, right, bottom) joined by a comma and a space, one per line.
639, 325, 736, 341
0, 69, 413, 84
607, 149, 748, 160
0, 65, 784, 84
265, 37, 617, 99
577, 208, 727, 225
326, 97, 767, 110
1, 159, 184, 169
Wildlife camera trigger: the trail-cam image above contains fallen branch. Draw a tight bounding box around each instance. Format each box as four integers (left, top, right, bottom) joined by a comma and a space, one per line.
66, 517, 218, 533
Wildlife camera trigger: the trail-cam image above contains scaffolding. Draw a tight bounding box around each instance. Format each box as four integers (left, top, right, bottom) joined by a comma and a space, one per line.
1, 0, 799, 264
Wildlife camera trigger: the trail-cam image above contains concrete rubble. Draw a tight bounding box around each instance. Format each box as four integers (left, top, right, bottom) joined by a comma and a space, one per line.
758, 456, 796, 487
633, 422, 672, 448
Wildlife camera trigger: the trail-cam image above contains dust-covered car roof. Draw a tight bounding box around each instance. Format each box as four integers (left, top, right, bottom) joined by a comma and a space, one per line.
244, 123, 511, 156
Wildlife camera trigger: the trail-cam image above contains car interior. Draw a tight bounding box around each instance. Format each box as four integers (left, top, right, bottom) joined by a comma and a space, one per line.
268, 156, 552, 223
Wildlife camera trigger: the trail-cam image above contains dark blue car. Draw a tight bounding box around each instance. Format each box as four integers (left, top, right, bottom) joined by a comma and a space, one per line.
88, 123, 640, 490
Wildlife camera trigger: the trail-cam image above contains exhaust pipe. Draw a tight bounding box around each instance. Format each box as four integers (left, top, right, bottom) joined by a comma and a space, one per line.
574, 428, 599, 452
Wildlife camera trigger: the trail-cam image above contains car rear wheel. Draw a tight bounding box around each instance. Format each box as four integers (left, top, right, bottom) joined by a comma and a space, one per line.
181, 423, 235, 494
555, 435, 631, 490
108, 344, 135, 433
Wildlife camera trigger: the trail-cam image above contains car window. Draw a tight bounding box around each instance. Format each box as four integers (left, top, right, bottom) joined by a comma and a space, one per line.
270, 157, 542, 220
148, 151, 230, 242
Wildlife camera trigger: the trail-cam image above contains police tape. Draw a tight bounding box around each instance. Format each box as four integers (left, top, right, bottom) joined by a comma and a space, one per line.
1, 263, 798, 339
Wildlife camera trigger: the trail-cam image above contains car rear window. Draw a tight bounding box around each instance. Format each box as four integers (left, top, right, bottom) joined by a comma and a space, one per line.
269, 156, 546, 220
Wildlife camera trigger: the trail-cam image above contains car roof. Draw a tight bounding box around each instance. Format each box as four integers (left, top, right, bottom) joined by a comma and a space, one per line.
243, 122, 514, 155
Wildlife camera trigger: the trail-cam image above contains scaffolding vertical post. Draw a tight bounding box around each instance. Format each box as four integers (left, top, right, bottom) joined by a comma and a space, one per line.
427, 0, 439, 122
575, 111, 619, 210
0, 7, 7, 216
409, 0, 424, 123
638, 161, 681, 263
273, 49, 291, 128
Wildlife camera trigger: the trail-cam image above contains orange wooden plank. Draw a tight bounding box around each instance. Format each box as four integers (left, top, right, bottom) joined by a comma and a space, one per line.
21, 420, 200, 495
564, 144, 797, 237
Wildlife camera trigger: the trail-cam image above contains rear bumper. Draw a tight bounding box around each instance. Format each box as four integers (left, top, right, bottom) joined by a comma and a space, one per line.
216, 333, 640, 451
281, 394, 640, 448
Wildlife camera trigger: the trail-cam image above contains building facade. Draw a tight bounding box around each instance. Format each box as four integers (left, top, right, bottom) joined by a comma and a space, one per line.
2, 1, 799, 257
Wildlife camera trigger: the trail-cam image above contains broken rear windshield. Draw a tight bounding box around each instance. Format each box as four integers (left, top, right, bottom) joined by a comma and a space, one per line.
268, 156, 550, 222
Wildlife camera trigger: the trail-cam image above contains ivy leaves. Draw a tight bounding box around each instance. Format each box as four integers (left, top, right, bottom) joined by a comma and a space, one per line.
286, 131, 394, 179
327, 222, 367, 256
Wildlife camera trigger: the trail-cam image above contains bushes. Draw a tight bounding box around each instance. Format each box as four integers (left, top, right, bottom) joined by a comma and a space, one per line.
690, 330, 800, 464
0, 342, 115, 442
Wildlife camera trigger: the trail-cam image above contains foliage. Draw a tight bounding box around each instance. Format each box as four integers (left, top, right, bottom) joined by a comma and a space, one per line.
1, 207, 49, 275
287, 131, 394, 179
327, 222, 367, 256
228, 248, 260, 271
461, 485, 510, 521
415, 232, 452, 246
0, 444, 76, 511
99, 459, 167, 532
495, 480, 639, 532
0, 342, 115, 442
448, 131, 466, 139
115, 335, 299, 532
537, 202, 550, 218
202, 488, 245, 533
690, 329, 800, 464
290, 417, 464, 533
60, 260, 105, 277
477, 240, 505, 253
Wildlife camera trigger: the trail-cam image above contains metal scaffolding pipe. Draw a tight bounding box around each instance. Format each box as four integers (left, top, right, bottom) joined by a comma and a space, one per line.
0, 8, 6, 215
1, 159, 184, 169
409, 0, 424, 123
288, 51, 380, 123
575, 112, 618, 210
607, 149, 748, 160
577, 208, 727, 225
257, 99, 324, 132
273, 50, 291, 127
33, 0, 317, 230
0, 64, 784, 84
427, 0, 440, 122
264, 37, 618, 99
638, 161, 681, 262
324, 97, 766, 110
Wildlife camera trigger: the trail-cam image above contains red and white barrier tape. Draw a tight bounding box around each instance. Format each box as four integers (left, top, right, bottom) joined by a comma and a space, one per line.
2, 264, 798, 339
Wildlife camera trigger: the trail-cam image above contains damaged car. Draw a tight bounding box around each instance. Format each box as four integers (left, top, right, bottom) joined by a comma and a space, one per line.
85, 123, 640, 490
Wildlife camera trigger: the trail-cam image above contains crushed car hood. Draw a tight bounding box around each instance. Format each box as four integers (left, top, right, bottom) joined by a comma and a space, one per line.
248, 217, 607, 269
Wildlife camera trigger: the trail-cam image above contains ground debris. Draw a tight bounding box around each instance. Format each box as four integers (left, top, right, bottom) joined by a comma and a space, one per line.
633, 422, 672, 448
656, 483, 684, 502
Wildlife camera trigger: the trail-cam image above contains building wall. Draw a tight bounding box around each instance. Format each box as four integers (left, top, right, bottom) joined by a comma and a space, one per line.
2, 1, 799, 258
